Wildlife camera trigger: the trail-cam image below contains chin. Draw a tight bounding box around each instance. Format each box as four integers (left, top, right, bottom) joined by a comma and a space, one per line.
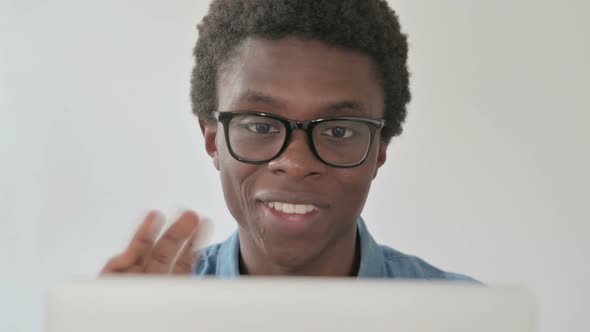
261, 242, 319, 274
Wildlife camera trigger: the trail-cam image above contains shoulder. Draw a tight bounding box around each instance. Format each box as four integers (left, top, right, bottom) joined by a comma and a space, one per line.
193, 230, 241, 277
193, 242, 223, 276
380, 245, 479, 282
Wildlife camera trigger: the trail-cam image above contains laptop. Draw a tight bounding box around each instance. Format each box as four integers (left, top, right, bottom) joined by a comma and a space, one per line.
45, 277, 535, 332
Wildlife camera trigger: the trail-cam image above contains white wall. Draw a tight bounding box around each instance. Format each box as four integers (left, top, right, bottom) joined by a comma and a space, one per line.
1, 1, 588, 331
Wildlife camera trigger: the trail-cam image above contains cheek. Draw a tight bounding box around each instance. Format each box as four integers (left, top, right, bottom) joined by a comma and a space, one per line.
332, 151, 380, 214
217, 140, 260, 227
335, 169, 373, 209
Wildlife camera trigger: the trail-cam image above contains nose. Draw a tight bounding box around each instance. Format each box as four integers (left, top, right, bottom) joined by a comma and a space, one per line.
267, 130, 327, 178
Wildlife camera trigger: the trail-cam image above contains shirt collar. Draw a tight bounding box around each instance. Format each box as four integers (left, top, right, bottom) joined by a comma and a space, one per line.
215, 217, 385, 277
215, 229, 240, 277
356, 217, 386, 277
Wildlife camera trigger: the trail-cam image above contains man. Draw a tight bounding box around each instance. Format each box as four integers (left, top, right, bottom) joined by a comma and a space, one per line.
102, 0, 474, 280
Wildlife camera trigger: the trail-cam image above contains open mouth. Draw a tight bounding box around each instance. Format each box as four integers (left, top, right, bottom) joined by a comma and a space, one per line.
260, 200, 321, 228
265, 201, 319, 215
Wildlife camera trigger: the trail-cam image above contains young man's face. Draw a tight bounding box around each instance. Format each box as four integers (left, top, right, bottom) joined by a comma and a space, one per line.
202, 37, 387, 274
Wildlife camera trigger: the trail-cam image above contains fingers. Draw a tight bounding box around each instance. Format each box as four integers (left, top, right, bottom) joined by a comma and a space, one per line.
170, 217, 213, 274
100, 211, 164, 275
169, 228, 199, 274
128, 211, 165, 266
144, 211, 200, 273
100, 250, 140, 275
100, 210, 210, 276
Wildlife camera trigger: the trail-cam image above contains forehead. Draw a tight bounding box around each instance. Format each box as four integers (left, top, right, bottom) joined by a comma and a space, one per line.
217, 37, 385, 119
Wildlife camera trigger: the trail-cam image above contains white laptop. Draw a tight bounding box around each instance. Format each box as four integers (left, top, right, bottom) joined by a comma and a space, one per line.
45, 277, 535, 332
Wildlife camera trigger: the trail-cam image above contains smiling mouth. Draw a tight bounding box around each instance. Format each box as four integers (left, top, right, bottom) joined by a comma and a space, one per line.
265, 201, 319, 215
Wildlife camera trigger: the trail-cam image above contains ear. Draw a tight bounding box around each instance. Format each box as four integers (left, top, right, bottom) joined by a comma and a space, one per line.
373, 139, 388, 179
199, 118, 220, 171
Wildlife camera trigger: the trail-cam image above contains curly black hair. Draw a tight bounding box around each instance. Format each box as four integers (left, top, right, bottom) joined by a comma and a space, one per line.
191, 0, 411, 143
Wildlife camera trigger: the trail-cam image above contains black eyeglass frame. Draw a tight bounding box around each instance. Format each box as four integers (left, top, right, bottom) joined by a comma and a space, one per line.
212, 110, 386, 168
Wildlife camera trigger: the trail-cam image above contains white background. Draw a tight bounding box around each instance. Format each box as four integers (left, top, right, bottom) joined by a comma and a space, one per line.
1, 1, 588, 331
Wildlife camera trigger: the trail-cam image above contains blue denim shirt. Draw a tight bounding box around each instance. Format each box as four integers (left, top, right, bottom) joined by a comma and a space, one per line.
194, 217, 476, 280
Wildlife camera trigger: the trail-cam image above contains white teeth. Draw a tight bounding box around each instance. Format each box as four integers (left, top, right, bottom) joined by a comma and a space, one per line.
267, 202, 318, 214
283, 203, 295, 213
294, 204, 307, 214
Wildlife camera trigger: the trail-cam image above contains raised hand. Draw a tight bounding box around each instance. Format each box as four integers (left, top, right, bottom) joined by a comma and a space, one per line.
100, 210, 207, 275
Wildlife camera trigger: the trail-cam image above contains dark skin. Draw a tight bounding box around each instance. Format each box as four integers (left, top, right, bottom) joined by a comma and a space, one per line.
101, 37, 387, 277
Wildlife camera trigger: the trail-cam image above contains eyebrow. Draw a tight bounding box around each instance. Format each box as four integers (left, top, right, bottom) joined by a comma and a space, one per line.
238, 90, 279, 106
325, 100, 364, 114
237, 89, 366, 115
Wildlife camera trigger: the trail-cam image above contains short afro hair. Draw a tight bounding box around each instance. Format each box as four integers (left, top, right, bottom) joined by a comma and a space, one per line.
191, 0, 411, 143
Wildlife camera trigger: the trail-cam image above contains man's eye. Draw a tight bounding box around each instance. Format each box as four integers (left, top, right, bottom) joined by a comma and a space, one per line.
322, 127, 355, 139
244, 123, 279, 134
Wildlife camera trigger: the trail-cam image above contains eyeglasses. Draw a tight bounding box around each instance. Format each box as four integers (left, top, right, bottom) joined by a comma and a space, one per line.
212, 111, 385, 168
